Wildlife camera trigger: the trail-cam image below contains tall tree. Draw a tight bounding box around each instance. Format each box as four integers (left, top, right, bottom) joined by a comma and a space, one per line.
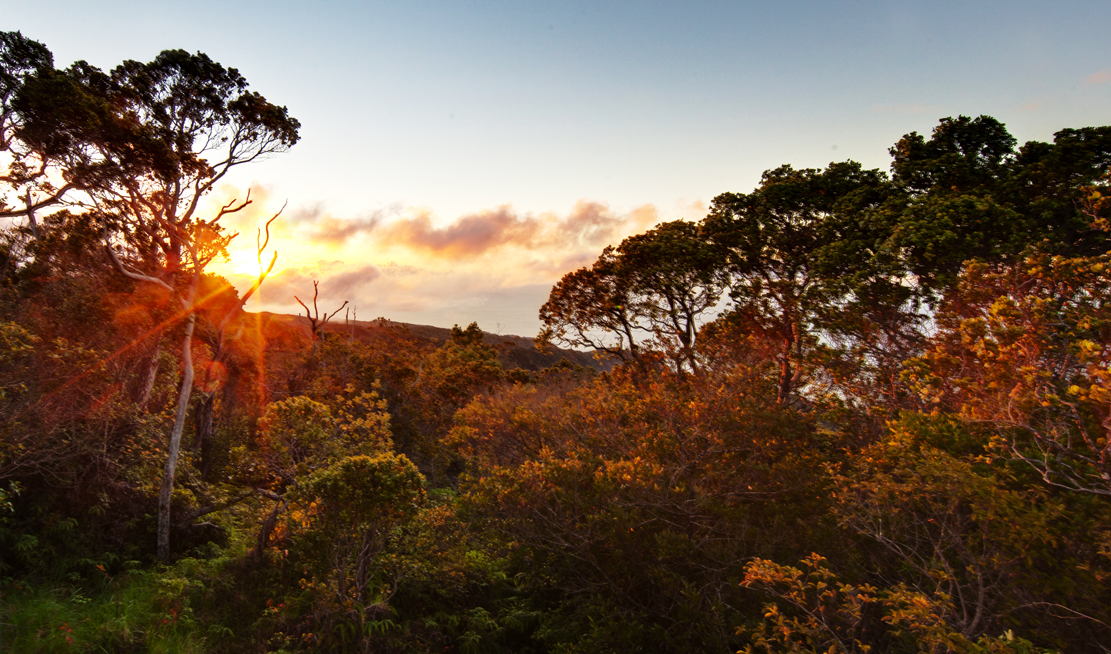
538, 245, 641, 362
886, 115, 1111, 289
703, 161, 895, 403
0, 31, 60, 230
889, 114, 1017, 197
539, 220, 725, 372
615, 220, 727, 371
18, 49, 301, 560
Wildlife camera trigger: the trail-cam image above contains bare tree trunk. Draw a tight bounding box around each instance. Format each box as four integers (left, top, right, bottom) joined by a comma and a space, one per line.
157, 311, 196, 562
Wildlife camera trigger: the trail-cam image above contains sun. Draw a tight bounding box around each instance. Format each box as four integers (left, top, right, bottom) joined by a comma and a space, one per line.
209, 244, 289, 279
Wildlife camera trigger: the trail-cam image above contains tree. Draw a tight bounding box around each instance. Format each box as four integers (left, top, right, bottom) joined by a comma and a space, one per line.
703, 161, 896, 403
539, 220, 726, 372
453, 362, 828, 652
740, 553, 1053, 653
21, 49, 301, 560
294, 279, 348, 357
615, 220, 727, 371
285, 453, 425, 648
889, 115, 1018, 197
538, 245, 641, 362
0, 31, 64, 230
830, 418, 1067, 641
1007, 125, 1111, 256
885, 116, 1111, 289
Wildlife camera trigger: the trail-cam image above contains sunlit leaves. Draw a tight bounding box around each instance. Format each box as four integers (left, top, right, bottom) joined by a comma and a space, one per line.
740, 553, 1050, 653
454, 363, 828, 650
907, 251, 1111, 496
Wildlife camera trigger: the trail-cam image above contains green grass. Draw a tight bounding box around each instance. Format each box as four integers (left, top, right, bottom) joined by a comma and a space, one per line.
0, 571, 212, 653
0, 498, 278, 653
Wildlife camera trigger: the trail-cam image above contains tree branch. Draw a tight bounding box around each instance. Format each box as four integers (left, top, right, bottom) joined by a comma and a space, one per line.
103, 229, 174, 292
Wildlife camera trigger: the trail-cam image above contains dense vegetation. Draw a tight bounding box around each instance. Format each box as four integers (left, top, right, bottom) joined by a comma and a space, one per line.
3, 32, 1111, 653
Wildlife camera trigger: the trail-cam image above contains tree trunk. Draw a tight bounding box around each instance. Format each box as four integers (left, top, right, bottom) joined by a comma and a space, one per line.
157, 312, 196, 562
132, 344, 161, 409
354, 527, 378, 604
777, 334, 794, 405
250, 496, 287, 560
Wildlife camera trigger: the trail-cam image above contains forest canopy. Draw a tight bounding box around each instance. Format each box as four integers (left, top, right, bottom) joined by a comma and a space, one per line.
3, 31, 1111, 653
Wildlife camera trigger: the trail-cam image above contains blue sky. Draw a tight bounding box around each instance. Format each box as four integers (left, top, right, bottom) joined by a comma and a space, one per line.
7, 1, 1111, 335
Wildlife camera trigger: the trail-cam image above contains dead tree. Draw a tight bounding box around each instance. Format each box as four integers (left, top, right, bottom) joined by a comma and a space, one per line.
294, 280, 348, 357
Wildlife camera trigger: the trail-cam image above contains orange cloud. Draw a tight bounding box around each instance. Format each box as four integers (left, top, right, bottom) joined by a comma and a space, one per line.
377, 206, 543, 258
292, 203, 404, 245
301, 201, 660, 259
554, 201, 655, 248
242, 262, 379, 312
1085, 69, 1111, 86
324, 264, 383, 296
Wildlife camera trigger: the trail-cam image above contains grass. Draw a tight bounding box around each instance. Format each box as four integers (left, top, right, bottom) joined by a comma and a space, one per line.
0, 570, 212, 653
0, 509, 272, 654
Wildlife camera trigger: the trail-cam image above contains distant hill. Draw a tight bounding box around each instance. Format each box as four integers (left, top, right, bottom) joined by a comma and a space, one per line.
252, 312, 613, 372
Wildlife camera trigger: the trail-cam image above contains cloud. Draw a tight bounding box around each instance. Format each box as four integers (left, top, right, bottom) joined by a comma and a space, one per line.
239, 261, 379, 313
297, 204, 403, 245
218, 199, 671, 334
552, 201, 624, 247
307, 201, 660, 259
379, 261, 424, 276
377, 205, 544, 258
325, 264, 382, 297
1085, 69, 1111, 86
1017, 98, 1047, 112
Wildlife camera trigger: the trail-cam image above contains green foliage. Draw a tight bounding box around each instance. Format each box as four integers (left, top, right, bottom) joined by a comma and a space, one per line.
890, 115, 1018, 196
233, 387, 393, 491
2, 567, 213, 653
279, 453, 426, 650
830, 419, 1069, 638
395, 322, 506, 480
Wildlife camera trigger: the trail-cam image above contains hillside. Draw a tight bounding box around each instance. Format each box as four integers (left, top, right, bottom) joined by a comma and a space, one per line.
254, 312, 611, 372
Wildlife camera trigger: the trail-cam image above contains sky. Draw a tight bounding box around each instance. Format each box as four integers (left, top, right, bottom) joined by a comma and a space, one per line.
7, 1, 1111, 336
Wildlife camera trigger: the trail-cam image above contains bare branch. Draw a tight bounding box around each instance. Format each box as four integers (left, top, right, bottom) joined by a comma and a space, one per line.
294, 294, 311, 319
257, 201, 284, 265
0, 182, 74, 220
322, 300, 349, 326
103, 229, 174, 292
